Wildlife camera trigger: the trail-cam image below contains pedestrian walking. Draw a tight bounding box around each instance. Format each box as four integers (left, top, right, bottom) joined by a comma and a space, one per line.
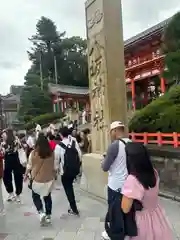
24, 133, 59, 225
26, 131, 35, 158
2, 129, 24, 203
101, 121, 131, 240
59, 127, 82, 216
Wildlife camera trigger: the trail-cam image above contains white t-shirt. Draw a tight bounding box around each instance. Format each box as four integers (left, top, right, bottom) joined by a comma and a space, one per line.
47, 124, 56, 135
26, 136, 35, 149
35, 124, 41, 132
54, 144, 61, 170
102, 138, 131, 191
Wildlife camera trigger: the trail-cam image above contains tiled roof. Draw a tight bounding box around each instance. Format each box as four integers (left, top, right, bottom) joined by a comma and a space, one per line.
48, 83, 89, 95
1, 94, 20, 103
124, 17, 171, 49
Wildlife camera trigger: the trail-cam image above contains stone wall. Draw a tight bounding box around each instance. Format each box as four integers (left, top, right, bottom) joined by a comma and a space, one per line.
149, 146, 180, 195
81, 145, 180, 199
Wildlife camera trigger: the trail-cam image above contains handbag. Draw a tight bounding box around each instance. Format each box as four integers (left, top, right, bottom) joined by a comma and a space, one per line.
28, 159, 44, 190
18, 148, 27, 166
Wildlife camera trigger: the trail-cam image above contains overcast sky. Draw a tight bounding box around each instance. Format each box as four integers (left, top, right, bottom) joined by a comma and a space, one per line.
0, 0, 180, 95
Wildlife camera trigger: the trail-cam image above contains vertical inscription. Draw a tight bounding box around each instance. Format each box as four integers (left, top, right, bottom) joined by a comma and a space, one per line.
89, 40, 106, 131
87, 9, 103, 30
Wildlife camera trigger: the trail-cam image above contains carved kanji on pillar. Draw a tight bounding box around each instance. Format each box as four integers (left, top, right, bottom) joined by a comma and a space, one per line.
89, 40, 106, 131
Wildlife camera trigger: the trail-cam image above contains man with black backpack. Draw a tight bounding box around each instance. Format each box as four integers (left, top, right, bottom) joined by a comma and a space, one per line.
59, 127, 82, 216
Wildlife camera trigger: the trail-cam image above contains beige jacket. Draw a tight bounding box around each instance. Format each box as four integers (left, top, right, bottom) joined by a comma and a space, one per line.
29, 150, 55, 183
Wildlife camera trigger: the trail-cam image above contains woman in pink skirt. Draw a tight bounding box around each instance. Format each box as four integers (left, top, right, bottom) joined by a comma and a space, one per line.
121, 142, 173, 240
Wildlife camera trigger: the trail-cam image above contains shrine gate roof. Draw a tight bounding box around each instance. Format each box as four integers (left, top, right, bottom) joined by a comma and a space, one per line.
1, 94, 20, 103
124, 17, 171, 49
48, 83, 89, 96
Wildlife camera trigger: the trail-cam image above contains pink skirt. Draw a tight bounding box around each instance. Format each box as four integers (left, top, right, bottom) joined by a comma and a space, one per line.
127, 204, 173, 240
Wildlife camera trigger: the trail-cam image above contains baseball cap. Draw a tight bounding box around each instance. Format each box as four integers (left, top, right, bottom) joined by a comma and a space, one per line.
110, 121, 125, 131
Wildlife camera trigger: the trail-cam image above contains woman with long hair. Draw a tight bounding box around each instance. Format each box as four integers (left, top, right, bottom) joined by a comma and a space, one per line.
2, 129, 23, 202
121, 142, 172, 240
24, 133, 59, 225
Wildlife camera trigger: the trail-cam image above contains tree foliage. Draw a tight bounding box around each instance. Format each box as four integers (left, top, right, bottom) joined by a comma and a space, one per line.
19, 85, 52, 120
163, 12, 180, 86
19, 16, 88, 121
129, 86, 180, 133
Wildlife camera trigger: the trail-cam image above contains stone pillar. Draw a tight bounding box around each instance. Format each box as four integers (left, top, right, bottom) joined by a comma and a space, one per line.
86, 0, 127, 153
81, 0, 127, 199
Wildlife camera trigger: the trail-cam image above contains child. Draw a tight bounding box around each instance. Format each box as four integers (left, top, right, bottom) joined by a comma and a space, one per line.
121, 142, 172, 240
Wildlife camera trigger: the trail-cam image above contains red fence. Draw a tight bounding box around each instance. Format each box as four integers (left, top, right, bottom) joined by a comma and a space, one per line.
129, 132, 180, 148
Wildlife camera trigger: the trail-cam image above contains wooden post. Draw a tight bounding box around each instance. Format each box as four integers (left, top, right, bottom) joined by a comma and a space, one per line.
131, 132, 135, 141
144, 132, 148, 145
131, 79, 136, 110
157, 132, 162, 146
143, 80, 148, 106
173, 132, 178, 148
160, 77, 166, 94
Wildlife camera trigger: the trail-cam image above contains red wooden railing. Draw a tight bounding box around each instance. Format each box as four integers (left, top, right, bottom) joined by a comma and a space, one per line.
129, 132, 180, 148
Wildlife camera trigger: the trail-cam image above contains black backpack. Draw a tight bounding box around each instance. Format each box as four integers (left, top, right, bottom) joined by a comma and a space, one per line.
59, 140, 80, 177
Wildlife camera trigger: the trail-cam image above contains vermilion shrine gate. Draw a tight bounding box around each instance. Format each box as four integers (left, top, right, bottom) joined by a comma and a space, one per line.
49, 18, 169, 115
48, 17, 180, 147
125, 18, 169, 112
49, 83, 89, 113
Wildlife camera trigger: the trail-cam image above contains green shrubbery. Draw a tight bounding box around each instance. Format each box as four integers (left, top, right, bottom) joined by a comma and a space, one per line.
129, 86, 180, 133
24, 112, 64, 130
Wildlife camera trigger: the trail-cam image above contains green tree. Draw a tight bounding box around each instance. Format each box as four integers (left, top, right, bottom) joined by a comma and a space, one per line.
19, 16, 88, 120
163, 12, 180, 86
19, 85, 52, 122
28, 16, 65, 80
59, 36, 88, 86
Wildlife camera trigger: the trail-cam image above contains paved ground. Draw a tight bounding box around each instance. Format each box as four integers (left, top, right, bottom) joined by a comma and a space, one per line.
0, 180, 180, 239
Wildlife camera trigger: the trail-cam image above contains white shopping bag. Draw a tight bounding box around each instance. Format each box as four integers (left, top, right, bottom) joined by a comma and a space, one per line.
18, 148, 27, 166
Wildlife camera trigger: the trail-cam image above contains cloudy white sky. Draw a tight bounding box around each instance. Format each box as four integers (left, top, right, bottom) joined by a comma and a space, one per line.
0, 0, 180, 95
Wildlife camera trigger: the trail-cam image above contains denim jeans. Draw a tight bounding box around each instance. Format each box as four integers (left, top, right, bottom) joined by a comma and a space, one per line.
107, 186, 121, 206
32, 191, 52, 215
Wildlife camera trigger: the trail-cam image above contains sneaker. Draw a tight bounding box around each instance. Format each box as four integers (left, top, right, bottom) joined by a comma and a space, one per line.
16, 195, 21, 203
45, 215, 52, 224
68, 209, 79, 216
101, 231, 110, 240
0, 209, 5, 216
7, 193, 15, 202
39, 212, 46, 225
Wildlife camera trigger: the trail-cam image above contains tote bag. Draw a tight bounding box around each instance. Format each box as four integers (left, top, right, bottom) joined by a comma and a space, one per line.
18, 148, 27, 166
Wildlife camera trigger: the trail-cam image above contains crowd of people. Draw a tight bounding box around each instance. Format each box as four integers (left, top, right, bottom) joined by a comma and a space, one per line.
0, 124, 91, 225
0, 120, 173, 239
